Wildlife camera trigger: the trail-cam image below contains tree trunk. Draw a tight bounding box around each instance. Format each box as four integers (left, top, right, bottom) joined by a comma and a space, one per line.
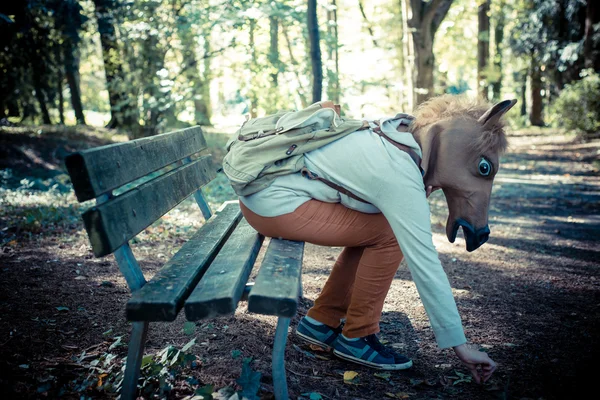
326, 0, 340, 104
137, 22, 167, 139
414, 41, 434, 105
93, 0, 137, 131
176, 20, 211, 126
269, 16, 279, 87
584, 0, 599, 71
32, 72, 51, 124
401, 0, 414, 111
530, 57, 544, 126
307, 0, 322, 103
477, 0, 490, 100
198, 35, 212, 125
407, 0, 454, 105
358, 0, 378, 47
63, 39, 86, 125
283, 25, 309, 107
55, 46, 65, 124
491, 1, 505, 102
249, 20, 259, 118
519, 70, 527, 116
58, 75, 65, 125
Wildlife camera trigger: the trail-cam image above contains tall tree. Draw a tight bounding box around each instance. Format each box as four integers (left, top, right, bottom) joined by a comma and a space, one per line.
307, 0, 322, 103
326, 0, 340, 104
509, 0, 588, 125
530, 55, 544, 126
55, 0, 87, 125
583, 0, 600, 71
491, 0, 505, 101
175, 7, 212, 126
249, 19, 259, 118
477, 0, 490, 100
407, 0, 454, 104
283, 24, 309, 107
269, 15, 280, 87
93, 0, 138, 131
358, 0, 379, 47
401, 0, 414, 111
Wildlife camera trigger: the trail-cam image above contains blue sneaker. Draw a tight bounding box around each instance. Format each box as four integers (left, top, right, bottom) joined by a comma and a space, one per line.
295, 316, 342, 350
333, 334, 413, 370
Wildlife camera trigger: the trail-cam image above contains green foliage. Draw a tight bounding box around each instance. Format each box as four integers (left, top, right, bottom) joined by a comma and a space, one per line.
236, 357, 261, 400
183, 321, 196, 335
58, 338, 201, 397
509, 0, 588, 82
550, 69, 600, 137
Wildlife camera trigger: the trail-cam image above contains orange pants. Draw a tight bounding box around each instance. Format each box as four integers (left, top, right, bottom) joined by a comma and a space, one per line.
240, 200, 404, 338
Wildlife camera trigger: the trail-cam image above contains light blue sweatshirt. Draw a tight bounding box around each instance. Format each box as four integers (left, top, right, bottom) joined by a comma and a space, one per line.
240, 117, 467, 349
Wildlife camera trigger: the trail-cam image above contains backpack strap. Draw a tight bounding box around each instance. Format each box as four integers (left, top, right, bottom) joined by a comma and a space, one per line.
300, 118, 425, 204
301, 167, 369, 203
371, 127, 425, 177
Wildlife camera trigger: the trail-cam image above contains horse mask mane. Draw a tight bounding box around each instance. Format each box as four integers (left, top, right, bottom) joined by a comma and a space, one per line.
409, 94, 516, 251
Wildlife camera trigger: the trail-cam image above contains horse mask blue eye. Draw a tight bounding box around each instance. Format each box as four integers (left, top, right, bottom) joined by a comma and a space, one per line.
478, 158, 491, 176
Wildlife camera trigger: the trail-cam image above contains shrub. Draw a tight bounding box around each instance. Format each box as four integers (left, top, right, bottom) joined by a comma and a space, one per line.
550, 69, 600, 138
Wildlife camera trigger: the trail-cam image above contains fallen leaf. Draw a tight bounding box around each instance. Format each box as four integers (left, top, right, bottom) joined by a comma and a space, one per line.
182, 337, 196, 352
301, 392, 323, 400
309, 344, 328, 352
97, 373, 107, 387
374, 372, 391, 380
343, 370, 359, 383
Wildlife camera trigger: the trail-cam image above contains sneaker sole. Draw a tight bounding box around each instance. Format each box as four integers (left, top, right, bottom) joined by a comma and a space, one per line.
295, 330, 334, 351
333, 349, 413, 370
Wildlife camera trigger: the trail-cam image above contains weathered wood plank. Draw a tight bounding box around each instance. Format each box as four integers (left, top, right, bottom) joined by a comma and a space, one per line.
184, 219, 264, 321
126, 203, 242, 321
65, 126, 207, 202
83, 155, 217, 257
248, 239, 304, 317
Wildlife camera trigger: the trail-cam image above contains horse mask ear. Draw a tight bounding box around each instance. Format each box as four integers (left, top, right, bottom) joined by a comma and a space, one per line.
478, 99, 517, 129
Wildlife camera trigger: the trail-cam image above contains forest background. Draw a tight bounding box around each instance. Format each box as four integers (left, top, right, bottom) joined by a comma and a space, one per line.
0, 1, 599, 399
1, 0, 599, 138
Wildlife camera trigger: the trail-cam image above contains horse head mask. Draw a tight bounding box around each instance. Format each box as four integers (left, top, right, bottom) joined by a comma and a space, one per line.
411, 95, 517, 252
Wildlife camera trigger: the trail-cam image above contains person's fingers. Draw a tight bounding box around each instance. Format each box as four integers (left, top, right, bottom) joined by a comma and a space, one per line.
466, 364, 481, 384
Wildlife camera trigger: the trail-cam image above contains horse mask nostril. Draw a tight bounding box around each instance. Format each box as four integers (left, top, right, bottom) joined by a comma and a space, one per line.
453, 220, 490, 252
477, 225, 490, 245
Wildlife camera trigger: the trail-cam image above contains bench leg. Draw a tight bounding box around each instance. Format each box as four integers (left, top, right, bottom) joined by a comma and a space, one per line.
121, 321, 149, 400
272, 317, 291, 400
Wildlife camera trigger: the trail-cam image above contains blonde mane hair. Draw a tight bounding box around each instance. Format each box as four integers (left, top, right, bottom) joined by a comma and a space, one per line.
411, 94, 508, 154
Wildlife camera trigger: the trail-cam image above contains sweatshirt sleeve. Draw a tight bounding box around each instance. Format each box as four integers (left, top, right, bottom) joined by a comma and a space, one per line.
366, 152, 467, 349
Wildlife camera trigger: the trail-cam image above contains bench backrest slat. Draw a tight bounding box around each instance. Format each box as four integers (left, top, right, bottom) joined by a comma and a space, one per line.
66, 127, 207, 202
83, 155, 216, 257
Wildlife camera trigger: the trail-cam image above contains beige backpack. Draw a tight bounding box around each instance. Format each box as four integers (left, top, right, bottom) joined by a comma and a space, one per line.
223, 101, 364, 196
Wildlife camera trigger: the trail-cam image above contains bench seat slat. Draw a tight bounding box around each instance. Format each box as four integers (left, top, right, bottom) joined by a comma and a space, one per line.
126, 203, 242, 321
248, 239, 304, 317
83, 155, 216, 257
184, 218, 264, 321
66, 127, 208, 202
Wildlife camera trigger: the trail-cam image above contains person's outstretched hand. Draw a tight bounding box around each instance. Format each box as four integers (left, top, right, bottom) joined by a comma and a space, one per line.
453, 344, 497, 384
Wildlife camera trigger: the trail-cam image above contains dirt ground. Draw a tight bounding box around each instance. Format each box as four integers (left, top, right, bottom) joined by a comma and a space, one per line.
0, 126, 599, 399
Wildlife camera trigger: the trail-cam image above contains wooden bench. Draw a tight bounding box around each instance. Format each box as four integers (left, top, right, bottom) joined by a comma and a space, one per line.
65, 126, 305, 400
